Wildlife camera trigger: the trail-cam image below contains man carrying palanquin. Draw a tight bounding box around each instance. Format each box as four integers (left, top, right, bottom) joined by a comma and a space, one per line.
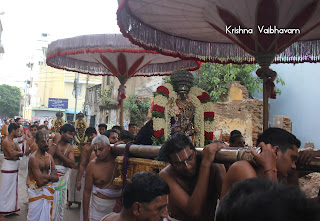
27, 130, 59, 221
0, 123, 24, 218
221, 127, 301, 198
48, 124, 75, 221
159, 133, 226, 221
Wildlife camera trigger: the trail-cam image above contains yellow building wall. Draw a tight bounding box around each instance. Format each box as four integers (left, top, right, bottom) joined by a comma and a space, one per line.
37, 66, 102, 110
38, 66, 65, 106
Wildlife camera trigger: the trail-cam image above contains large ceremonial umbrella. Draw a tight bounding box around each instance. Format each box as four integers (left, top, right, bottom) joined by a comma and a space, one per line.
46, 34, 201, 128
117, 0, 320, 130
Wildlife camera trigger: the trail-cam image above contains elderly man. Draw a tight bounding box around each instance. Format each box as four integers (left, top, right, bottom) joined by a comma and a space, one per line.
101, 171, 170, 221
159, 133, 226, 221
0, 123, 24, 217
83, 135, 121, 221
27, 130, 59, 221
221, 127, 301, 198
48, 124, 75, 221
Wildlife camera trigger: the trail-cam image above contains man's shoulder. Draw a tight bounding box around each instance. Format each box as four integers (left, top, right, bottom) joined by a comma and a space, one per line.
227, 160, 257, 179
87, 159, 97, 169
101, 212, 119, 221
2, 138, 13, 148
29, 153, 38, 165
229, 160, 254, 170
159, 164, 175, 179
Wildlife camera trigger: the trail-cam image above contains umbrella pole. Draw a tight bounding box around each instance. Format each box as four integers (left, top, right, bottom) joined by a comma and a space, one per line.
263, 77, 269, 131
120, 98, 124, 129
118, 78, 128, 130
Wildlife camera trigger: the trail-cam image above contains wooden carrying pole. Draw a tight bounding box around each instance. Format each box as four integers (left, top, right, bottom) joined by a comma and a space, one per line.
111, 144, 320, 172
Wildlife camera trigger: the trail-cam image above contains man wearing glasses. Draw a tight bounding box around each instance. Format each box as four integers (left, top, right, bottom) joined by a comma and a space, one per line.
159, 133, 226, 221
82, 135, 121, 221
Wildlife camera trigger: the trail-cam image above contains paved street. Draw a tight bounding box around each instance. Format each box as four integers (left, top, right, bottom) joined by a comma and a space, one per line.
0, 152, 80, 221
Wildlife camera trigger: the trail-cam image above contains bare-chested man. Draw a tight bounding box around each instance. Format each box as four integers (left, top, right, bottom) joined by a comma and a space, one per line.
27, 130, 59, 221
76, 127, 97, 221
25, 125, 39, 156
83, 135, 121, 221
101, 171, 169, 221
221, 127, 301, 198
77, 127, 98, 191
14, 118, 25, 153
0, 123, 24, 217
159, 133, 226, 221
48, 124, 75, 221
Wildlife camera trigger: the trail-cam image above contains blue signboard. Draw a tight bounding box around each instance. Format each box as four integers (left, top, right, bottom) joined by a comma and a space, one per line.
48, 98, 68, 109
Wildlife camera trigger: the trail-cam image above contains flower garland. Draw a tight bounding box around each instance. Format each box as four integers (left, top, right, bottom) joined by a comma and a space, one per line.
51, 118, 66, 134
152, 83, 215, 146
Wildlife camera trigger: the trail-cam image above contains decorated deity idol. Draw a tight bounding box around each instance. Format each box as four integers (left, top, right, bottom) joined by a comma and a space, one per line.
51, 111, 66, 133
152, 70, 215, 146
74, 112, 88, 146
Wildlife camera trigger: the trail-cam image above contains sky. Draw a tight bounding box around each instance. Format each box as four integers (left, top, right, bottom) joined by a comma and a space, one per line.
0, 0, 120, 88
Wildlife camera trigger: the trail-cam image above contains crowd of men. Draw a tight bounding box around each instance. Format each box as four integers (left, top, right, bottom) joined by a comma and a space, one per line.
1, 118, 320, 221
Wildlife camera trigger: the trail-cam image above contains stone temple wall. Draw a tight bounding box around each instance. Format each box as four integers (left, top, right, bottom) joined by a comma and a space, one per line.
213, 81, 263, 146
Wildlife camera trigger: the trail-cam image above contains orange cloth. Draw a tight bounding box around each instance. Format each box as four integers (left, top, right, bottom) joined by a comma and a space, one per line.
1, 124, 8, 147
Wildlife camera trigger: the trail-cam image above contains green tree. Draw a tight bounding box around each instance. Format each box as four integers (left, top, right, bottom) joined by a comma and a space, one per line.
194, 63, 285, 102
101, 81, 117, 107
124, 94, 150, 126
0, 84, 22, 118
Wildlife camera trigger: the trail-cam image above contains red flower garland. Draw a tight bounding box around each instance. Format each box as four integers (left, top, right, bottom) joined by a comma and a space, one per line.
204, 112, 214, 119
154, 128, 165, 138
120, 94, 126, 99
152, 104, 165, 114
197, 92, 210, 103
156, 86, 169, 97
205, 131, 214, 140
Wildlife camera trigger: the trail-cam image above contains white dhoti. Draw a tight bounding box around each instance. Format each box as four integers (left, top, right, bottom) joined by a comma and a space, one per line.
80, 170, 86, 221
52, 165, 69, 221
0, 159, 20, 215
90, 194, 117, 221
67, 168, 81, 203
27, 182, 55, 221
